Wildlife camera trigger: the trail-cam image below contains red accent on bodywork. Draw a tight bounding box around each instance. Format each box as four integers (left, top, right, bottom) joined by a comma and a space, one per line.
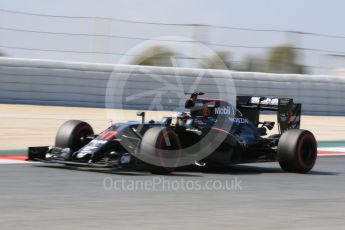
211, 127, 236, 138
99, 130, 117, 140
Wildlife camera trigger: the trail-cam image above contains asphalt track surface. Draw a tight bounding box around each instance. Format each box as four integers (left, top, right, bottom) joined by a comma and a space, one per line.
1, 156, 345, 230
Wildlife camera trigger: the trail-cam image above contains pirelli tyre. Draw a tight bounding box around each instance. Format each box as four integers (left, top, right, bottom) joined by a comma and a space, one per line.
140, 127, 182, 175
55, 120, 94, 154
278, 129, 317, 173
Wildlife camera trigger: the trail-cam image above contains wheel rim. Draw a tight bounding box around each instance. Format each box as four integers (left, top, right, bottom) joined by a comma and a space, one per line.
71, 126, 93, 150
156, 130, 181, 169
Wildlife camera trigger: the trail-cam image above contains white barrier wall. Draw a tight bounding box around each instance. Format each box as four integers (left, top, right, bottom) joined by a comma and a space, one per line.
0, 58, 344, 115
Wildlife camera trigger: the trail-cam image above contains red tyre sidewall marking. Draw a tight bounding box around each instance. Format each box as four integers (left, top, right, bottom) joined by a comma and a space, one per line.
297, 134, 317, 170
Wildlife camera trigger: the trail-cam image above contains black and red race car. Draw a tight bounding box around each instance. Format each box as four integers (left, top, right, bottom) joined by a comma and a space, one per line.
28, 92, 317, 174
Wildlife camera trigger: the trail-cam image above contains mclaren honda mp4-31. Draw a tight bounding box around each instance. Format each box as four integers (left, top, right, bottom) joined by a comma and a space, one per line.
28, 92, 317, 174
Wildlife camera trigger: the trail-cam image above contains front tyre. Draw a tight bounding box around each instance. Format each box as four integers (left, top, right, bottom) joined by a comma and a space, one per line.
140, 127, 181, 175
278, 129, 317, 173
55, 120, 94, 154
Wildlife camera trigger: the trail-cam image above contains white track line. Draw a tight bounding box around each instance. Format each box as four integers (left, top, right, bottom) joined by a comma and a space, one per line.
0, 159, 33, 164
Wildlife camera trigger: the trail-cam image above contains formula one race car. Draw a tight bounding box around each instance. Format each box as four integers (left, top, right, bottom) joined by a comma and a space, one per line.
28, 92, 317, 174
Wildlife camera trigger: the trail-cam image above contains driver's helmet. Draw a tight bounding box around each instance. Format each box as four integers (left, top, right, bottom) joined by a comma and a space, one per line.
174, 112, 191, 128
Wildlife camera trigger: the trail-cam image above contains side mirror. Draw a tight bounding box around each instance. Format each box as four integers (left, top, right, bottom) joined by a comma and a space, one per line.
137, 111, 145, 124
161, 117, 172, 126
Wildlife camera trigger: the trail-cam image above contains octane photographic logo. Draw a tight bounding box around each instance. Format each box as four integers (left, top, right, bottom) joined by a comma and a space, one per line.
105, 36, 236, 168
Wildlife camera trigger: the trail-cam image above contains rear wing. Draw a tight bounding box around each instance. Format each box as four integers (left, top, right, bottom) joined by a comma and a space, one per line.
237, 96, 301, 134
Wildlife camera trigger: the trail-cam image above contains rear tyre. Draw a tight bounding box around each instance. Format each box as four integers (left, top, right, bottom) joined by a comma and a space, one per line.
278, 129, 317, 173
55, 120, 94, 154
140, 127, 181, 175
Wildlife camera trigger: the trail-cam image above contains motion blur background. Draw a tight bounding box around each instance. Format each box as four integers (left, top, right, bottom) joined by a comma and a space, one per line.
1, 0, 345, 75
1, 0, 345, 149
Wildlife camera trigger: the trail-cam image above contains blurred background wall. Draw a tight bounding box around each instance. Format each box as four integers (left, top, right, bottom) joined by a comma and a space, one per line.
1, 58, 344, 115
1, 0, 345, 116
